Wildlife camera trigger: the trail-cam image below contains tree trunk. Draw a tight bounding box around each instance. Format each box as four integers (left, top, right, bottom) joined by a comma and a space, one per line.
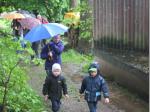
68, 0, 80, 48
70, 0, 78, 8
2, 84, 8, 112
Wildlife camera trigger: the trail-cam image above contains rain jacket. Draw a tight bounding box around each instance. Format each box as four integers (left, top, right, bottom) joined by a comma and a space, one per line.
80, 74, 109, 102
41, 41, 64, 70
42, 74, 68, 100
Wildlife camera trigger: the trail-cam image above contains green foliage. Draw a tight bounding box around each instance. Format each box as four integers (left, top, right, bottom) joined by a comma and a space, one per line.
78, 1, 93, 40
41, 0, 70, 22
63, 1, 93, 41
0, 36, 45, 111
1, 70, 45, 112
0, 19, 12, 36
62, 17, 79, 27
62, 49, 82, 63
62, 49, 93, 72
31, 58, 44, 66
0, 0, 70, 22
0, 19, 11, 29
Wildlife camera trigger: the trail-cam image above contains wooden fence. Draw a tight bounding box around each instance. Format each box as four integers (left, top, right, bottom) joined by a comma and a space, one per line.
92, 0, 149, 52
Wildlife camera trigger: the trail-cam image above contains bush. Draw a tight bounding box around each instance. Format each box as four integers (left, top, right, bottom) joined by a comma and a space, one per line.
0, 36, 45, 111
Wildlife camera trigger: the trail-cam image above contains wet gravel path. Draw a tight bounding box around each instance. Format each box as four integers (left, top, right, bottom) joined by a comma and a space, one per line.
27, 63, 148, 112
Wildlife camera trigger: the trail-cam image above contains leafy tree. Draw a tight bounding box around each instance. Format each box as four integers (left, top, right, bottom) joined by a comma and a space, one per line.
62, 0, 93, 50
42, 0, 70, 22
79, 0, 93, 40
0, 0, 70, 22
0, 35, 45, 112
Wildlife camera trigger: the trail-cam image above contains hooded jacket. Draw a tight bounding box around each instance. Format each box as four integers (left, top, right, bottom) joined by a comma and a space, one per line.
42, 74, 68, 100
80, 74, 109, 102
40, 41, 64, 70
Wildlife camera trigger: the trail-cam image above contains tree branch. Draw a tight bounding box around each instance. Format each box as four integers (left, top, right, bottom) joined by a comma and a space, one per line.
6, 60, 20, 84
0, 55, 6, 85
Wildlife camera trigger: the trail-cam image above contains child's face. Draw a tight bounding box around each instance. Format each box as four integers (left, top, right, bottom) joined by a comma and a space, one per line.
52, 69, 61, 77
90, 71, 97, 77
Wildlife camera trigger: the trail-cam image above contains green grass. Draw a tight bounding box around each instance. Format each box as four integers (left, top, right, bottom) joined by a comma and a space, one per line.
62, 49, 94, 72
62, 49, 93, 63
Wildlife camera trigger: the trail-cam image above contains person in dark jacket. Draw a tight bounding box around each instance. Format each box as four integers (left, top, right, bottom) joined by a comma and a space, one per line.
11, 19, 21, 37
31, 40, 41, 59
80, 67, 109, 112
42, 63, 69, 112
41, 35, 64, 75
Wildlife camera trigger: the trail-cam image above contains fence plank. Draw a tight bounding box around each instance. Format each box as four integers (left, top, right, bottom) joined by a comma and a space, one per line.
93, 0, 149, 52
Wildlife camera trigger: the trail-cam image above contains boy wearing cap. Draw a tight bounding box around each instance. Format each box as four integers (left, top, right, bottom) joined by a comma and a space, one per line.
80, 67, 109, 112
88, 61, 100, 75
41, 35, 64, 76
42, 63, 69, 112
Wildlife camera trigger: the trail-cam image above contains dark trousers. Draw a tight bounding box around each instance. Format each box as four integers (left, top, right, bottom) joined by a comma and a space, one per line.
51, 99, 61, 112
87, 101, 98, 112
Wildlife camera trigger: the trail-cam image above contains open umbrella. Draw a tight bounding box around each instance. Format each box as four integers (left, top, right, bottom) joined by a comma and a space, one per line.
21, 14, 34, 18
17, 10, 36, 18
64, 12, 80, 20
25, 23, 68, 42
1, 12, 25, 19
17, 10, 30, 14
18, 18, 41, 29
64, 12, 80, 25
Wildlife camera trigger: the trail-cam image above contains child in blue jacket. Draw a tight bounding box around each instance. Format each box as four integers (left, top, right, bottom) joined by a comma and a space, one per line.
80, 67, 110, 112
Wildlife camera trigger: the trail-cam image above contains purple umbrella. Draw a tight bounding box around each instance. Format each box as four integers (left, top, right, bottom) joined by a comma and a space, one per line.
18, 18, 41, 29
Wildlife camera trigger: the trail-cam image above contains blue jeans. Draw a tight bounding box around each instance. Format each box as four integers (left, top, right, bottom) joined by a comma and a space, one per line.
51, 99, 61, 112
87, 101, 98, 112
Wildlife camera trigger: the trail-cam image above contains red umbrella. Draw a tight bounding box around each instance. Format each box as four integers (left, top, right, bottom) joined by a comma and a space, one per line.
18, 18, 41, 29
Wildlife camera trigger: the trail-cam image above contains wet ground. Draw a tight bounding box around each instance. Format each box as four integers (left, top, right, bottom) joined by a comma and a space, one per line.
27, 62, 149, 112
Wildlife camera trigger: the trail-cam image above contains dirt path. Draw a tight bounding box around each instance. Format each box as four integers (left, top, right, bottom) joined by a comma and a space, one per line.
27, 63, 148, 112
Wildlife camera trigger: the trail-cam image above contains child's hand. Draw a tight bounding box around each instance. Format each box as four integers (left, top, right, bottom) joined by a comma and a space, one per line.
79, 94, 84, 99
44, 95, 48, 101
104, 98, 109, 103
78, 94, 84, 102
65, 94, 69, 98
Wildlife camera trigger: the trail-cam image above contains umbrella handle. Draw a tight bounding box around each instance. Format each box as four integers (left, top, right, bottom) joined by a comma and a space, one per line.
48, 44, 53, 60
48, 56, 53, 60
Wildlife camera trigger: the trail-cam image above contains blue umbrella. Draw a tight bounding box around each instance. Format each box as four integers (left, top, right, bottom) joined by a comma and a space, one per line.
24, 23, 68, 42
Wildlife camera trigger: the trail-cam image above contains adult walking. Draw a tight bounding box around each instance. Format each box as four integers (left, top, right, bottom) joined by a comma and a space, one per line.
41, 35, 64, 75
31, 40, 41, 59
